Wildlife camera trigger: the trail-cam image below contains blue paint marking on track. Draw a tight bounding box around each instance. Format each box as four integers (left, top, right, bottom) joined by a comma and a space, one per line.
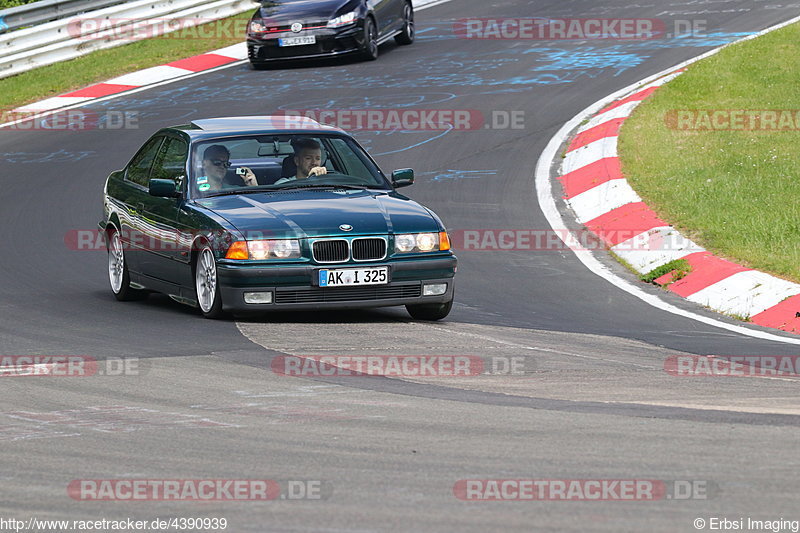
370, 126, 454, 156
0, 149, 96, 163
79, 27, 755, 162
420, 169, 498, 181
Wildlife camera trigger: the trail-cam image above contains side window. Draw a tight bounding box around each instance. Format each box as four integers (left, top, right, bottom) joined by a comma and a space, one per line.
327, 138, 373, 179
151, 137, 189, 182
126, 136, 164, 187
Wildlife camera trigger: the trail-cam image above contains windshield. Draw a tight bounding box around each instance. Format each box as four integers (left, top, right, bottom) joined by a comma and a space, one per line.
190, 134, 390, 198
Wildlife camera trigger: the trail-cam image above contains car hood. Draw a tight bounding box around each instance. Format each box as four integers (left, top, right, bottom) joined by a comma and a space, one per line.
258, 0, 352, 24
195, 190, 440, 239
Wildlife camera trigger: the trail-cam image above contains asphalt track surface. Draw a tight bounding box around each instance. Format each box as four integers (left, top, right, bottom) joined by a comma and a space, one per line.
2, 1, 800, 531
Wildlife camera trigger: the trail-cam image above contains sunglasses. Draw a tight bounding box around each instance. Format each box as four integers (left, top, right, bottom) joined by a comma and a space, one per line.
208, 159, 231, 168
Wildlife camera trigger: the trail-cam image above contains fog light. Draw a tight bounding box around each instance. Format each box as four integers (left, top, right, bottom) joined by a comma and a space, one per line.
244, 292, 273, 304
423, 283, 447, 296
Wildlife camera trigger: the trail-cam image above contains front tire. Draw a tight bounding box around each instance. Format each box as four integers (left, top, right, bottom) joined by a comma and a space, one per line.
395, 2, 414, 45
195, 246, 224, 319
107, 229, 146, 302
360, 17, 379, 61
406, 299, 453, 321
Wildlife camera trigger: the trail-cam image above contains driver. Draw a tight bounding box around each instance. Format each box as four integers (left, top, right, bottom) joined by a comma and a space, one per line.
275, 138, 327, 185
196, 144, 257, 192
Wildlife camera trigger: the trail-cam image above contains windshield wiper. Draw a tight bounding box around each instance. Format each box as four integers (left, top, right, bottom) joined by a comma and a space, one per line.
275, 183, 369, 190
203, 187, 275, 197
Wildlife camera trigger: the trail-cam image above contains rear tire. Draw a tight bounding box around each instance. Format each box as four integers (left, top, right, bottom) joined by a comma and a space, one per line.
406, 299, 453, 321
395, 2, 414, 45
195, 246, 224, 319
107, 229, 146, 302
360, 17, 379, 61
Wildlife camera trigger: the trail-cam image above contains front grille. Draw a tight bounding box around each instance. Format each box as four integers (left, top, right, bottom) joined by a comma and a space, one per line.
352, 238, 387, 261
275, 284, 421, 304
261, 22, 328, 34
313, 239, 349, 263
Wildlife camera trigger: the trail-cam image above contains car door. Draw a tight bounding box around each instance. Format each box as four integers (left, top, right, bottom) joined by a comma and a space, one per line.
138, 135, 190, 285
368, 0, 396, 35
120, 135, 165, 274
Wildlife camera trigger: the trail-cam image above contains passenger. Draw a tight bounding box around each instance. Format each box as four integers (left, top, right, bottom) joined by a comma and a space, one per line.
196, 144, 257, 192
275, 138, 327, 185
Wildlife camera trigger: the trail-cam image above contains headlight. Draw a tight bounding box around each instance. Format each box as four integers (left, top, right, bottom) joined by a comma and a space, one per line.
395, 234, 416, 253
394, 232, 450, 254
416, 233, 437, 252
249, 19, 266, 34
327, 11, 357, 28
226, 240, 301, 260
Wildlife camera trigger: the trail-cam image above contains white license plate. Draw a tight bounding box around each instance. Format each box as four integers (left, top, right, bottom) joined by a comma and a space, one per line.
319, 267, 389, 287
279, 36, 316, 47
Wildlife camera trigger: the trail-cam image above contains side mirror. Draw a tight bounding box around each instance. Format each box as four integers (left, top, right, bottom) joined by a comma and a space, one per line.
391, 168, 414, 188
149, 178, 180, 198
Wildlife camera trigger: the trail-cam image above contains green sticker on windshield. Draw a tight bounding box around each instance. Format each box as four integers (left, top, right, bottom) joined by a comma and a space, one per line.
198, 183, 211, 192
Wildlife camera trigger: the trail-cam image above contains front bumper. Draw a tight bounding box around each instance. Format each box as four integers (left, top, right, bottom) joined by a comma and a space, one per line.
217, 255, 457, 312
247, 24, 363, 63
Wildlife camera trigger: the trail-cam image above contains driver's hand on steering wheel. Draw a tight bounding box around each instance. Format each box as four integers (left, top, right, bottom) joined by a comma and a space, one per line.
308, 166, 328, 177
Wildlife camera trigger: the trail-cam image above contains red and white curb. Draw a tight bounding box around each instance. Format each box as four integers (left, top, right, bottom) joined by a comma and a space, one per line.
559, 73, 800, 334
14, 43, 248, 113
537, 15, 800, 344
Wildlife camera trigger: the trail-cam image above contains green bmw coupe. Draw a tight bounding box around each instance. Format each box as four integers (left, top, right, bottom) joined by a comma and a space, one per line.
100, 116, 456, 319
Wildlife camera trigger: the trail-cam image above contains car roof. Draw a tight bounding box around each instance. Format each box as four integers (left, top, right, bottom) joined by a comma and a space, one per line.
167, 116, 348, 139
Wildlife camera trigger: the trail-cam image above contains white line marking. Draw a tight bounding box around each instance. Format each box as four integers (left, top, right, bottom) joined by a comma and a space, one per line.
535, 14, 800, 345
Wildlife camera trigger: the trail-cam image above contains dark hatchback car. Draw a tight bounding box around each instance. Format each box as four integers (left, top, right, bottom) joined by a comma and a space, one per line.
246, 0, 414, 67
100, 116, 456, 320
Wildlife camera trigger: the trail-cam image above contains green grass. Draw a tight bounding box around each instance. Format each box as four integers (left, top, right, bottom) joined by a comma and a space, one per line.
640, 259, 691, 284
619, 21, 800, 283
0, 11, 251, 110
0, 0, 36, 8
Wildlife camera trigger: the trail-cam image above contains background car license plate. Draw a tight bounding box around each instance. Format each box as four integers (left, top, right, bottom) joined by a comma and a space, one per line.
279, 36, 316, 47
319, 267, 388, 287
